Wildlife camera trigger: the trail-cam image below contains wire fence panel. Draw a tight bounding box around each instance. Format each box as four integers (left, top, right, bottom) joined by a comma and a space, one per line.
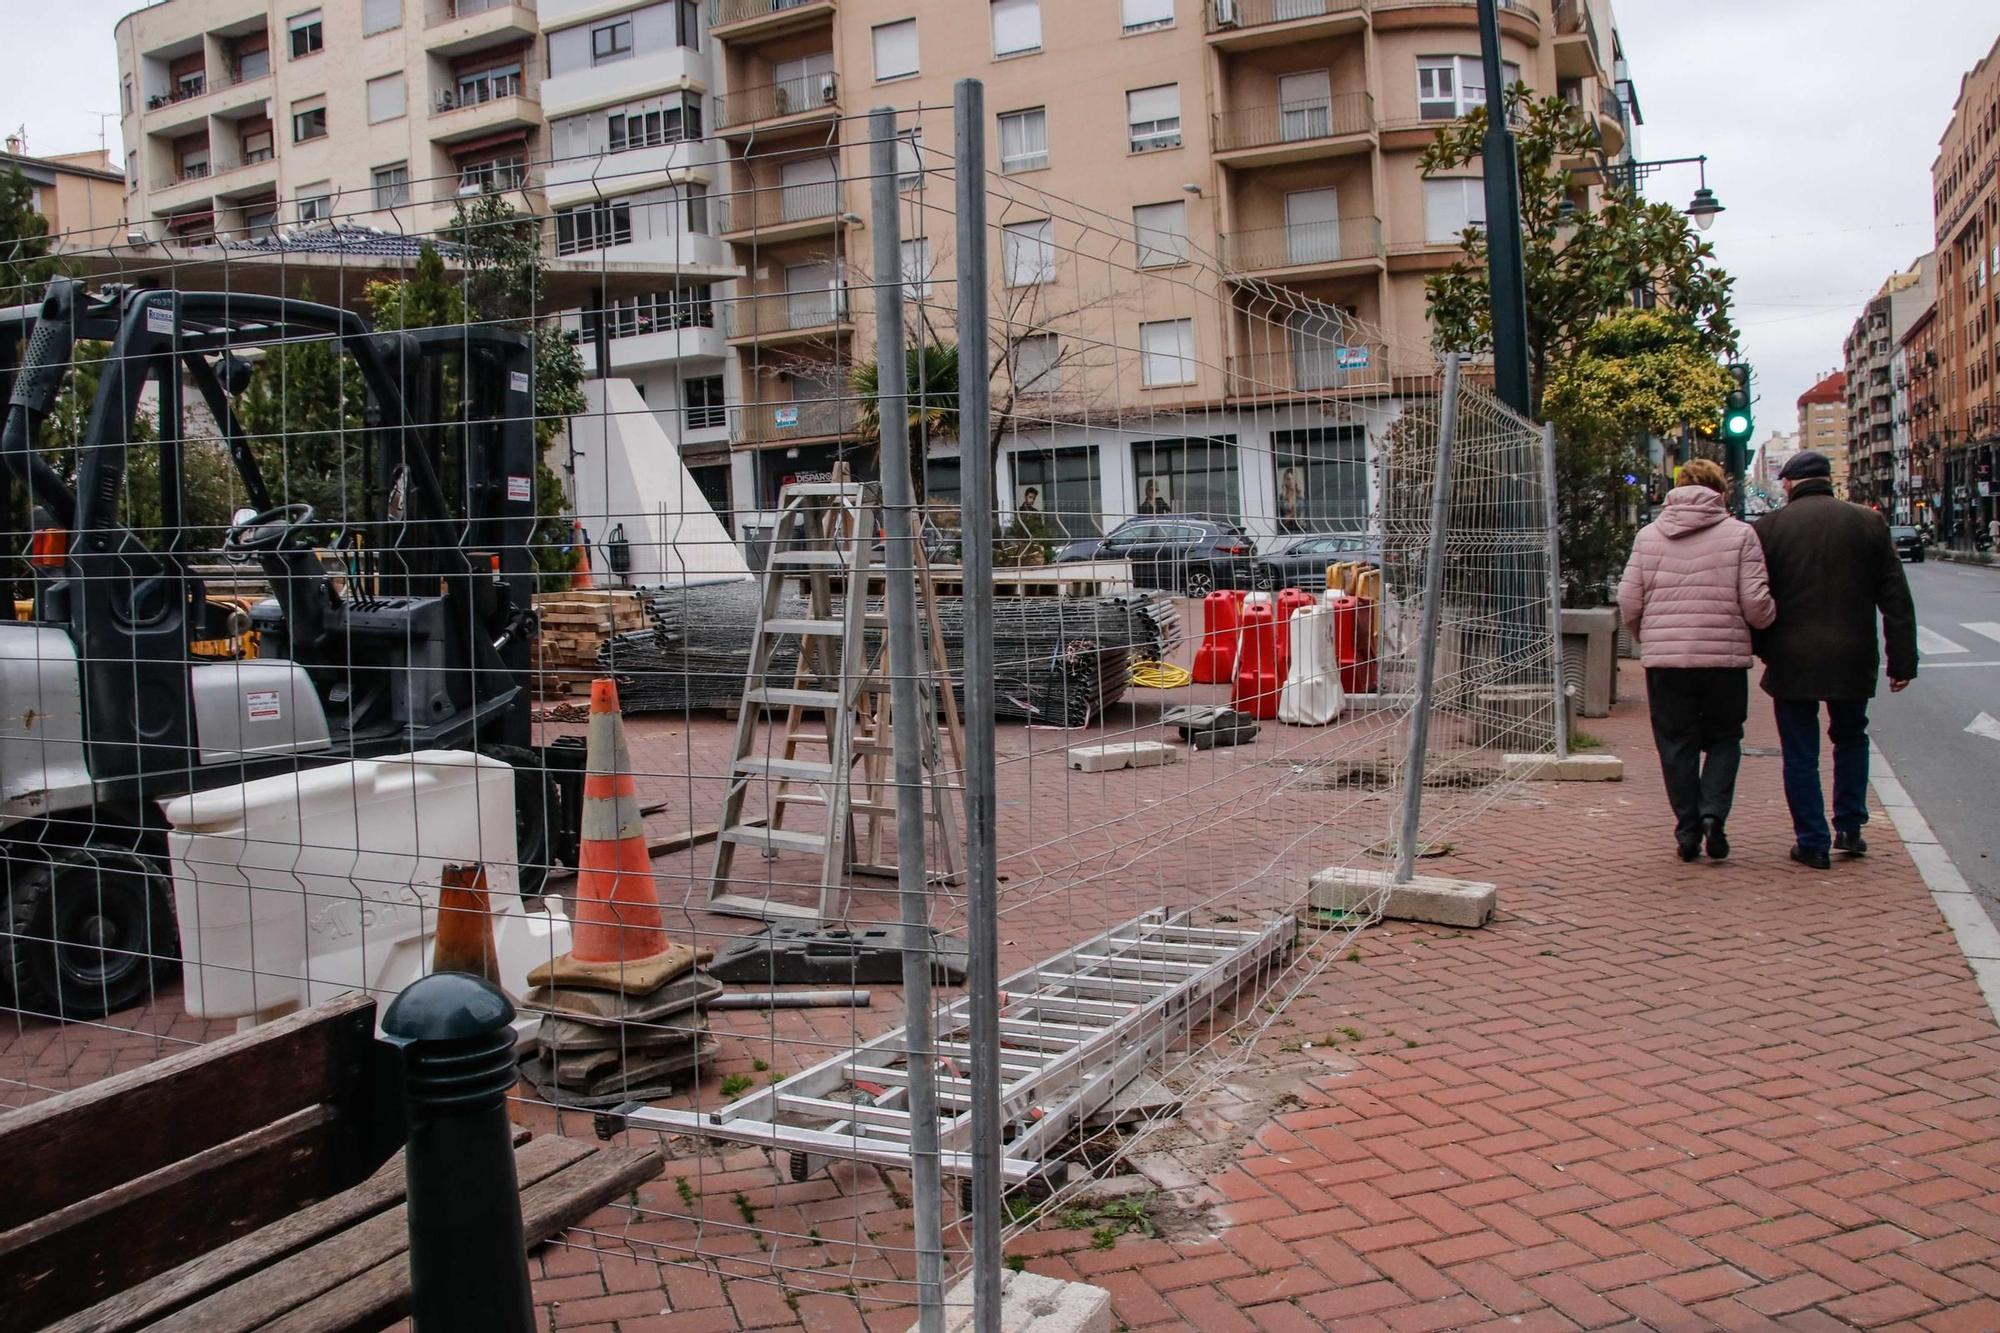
0, 87, 1556, 1329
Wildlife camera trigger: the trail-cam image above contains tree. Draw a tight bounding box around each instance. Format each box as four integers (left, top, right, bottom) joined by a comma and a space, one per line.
0, 164, 55, 310
849, 339, 960, 503
234, 282, 369, 529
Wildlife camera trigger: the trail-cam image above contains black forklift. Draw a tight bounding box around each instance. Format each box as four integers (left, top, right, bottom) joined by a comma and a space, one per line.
1, 279, 585, 1018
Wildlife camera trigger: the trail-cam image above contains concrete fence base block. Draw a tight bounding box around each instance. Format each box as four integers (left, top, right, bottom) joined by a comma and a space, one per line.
1308, 865, 1497, 929
928, 1269, 1114, 1333
1066, 741, 1180, 773
1503, 752, 1626, 782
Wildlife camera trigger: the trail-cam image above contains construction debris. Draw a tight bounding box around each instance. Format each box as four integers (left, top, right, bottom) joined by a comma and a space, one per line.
1163, 704, 1262, 750
706, 923, 970, 986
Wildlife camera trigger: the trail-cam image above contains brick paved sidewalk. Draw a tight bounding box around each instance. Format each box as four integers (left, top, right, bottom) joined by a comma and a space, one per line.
1013, 660, 2000, 1332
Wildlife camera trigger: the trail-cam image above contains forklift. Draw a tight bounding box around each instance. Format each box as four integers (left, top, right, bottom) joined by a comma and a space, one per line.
1, 279, 585, 1019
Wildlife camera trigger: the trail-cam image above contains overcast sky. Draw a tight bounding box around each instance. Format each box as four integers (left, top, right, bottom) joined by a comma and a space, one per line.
3, 0, 1996, 446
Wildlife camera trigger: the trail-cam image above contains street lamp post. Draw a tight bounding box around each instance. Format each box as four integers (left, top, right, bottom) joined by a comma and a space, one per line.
1477, 0, 1533, 418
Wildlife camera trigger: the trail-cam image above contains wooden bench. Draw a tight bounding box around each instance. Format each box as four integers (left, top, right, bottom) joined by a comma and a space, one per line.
0, 993, 662, 1332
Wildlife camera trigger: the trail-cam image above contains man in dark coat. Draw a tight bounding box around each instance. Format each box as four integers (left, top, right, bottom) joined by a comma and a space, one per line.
1753, 450, 1919, 869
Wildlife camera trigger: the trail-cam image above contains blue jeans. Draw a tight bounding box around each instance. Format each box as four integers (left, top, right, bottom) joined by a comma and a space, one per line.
1773, 698, 1870, 852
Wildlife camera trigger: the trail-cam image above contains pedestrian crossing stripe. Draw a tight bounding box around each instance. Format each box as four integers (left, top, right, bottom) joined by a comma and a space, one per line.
1917, 626, 1969, 656
1963, 622, 2000, 646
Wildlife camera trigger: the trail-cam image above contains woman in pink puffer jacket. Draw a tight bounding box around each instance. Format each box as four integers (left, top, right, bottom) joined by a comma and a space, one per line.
1617, 459, 1777, 864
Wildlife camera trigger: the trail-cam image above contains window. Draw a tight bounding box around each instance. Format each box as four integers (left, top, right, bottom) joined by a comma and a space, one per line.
998, 107, 1047, 173
126, 150, 137, 184
901, 238, 931, 298
372, 163, 410, 209
685, 375, 726, 431
685, 182, 709, 233
237, 41, 270, 81
1418, 55, 1520, 120
589, 287, 715, 341
1126, 85, 1181, 152
1133, 201, 1188, 269
1122, 0, 1173, 31
607, 92, 702, 150
291, 98, 327, 142
288, 9, 323, 58
366, 73, 405, 124
456, 62, 522, 106
1129, 437, 1239, 521
1272, 427, 1367, 533
897, 129, 923, 189
557, 200, 634, 254
363, 0, 400, 35
873, 18, 918, 81
459, 153, 525, 192
122, 76, 133, 115
991, 0, 1040, 56
1423, 178, 1485, 244
177, 138, 210, 180
1139, 318, 1195, 386
1012, 333, 1060, 394
1010, 445, 1101, 539
244, 201, 279, 238
1002, 218, 1055, 287
593, 18, 634, 63
296, 183, 331, 223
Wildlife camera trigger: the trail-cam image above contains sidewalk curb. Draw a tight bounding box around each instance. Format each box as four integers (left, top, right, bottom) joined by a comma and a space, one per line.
1870, 744, 2000, 1021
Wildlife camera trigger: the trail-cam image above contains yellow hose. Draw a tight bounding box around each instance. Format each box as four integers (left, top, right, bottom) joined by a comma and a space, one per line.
1129, 659, 1193, 689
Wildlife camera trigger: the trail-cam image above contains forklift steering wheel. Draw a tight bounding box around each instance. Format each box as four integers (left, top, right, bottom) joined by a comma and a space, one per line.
224, 503, 318, 554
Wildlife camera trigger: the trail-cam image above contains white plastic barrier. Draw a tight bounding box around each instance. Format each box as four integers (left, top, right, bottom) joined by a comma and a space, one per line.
160, 750, 569, 1029
1278, 603, 1344, 725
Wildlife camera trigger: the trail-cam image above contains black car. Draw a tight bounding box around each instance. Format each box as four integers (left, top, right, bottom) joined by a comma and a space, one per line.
1253, 533, 1382, 591
1891, 525, 1924, 562
1054, 515, 1254, 596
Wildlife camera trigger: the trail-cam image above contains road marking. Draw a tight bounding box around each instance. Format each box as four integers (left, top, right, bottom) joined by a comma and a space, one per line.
1964, 622, 2000, 645
1926, 661, 2000, 669
1869, 746, 2000, 1024
1919, 626, 1969, 655
1971, 712, 2000, 743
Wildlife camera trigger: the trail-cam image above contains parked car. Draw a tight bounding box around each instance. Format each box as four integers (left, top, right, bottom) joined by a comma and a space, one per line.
1055, 515, 1255, 596
1253, 533, 1382, 590
1891, 525, 1925, 562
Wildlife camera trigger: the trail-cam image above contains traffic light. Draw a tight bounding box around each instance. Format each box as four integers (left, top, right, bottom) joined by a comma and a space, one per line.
1722, 363, 1753, 444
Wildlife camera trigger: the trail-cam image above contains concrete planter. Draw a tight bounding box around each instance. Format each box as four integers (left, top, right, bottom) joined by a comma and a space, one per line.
1560, 606, 1620, 718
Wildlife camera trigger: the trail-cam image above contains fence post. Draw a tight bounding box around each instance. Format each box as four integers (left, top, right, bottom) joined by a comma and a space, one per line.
1394, 353, 1461, 885
953, 77, 1005, 1333
869, 104, 947, 1332
1541, 420, 1570, 758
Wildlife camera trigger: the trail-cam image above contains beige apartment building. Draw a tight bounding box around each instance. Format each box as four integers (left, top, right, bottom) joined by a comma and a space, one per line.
1842, 254, 1934, 515
1, 142, 129, 250
708, 0, 1640, 537
1797, 370, 1849, 498
114, 0, 544, 245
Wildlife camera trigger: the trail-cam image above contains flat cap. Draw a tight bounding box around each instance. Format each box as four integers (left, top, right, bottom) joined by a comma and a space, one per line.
1778, 450, 1832, 481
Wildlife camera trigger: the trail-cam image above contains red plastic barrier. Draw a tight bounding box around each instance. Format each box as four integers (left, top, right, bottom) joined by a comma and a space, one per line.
1326, 592, 1358, 692
1274, 588, 1315, 682
1351, 595, 1380, 693
1191, 590, 1240, 685
1231, 602, 1281, 720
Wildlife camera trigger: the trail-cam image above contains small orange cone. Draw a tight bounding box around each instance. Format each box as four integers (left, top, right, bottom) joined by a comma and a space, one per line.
432, 863, 500, 982
570, 520, 594, 590
527, 678, 704, 993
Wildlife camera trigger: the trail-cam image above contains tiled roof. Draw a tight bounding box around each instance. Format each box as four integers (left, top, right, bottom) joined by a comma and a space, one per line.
1797, 371, 1848, 407
217, 223, 470, 259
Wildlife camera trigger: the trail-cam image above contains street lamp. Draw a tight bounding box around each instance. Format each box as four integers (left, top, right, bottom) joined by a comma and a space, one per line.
1686, 186, 1724, 231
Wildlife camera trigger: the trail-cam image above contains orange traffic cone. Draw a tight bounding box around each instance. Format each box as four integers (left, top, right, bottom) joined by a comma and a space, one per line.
527, 678, 703, 994
432, 863, 501, 982
570, 520, 594, 590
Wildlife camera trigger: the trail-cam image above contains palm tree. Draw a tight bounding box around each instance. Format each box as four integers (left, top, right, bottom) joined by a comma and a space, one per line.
851, 340, 959, 502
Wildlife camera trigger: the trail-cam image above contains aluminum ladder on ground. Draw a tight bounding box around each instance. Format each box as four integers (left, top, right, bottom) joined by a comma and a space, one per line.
629, 909, 1294, 1183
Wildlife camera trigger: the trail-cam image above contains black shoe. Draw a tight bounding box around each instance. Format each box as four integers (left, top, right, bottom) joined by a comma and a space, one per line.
1835, 829, 1868, 857
1703, 816, 1730, 861
1676, 829, 1702, 862
1790, 845, 1832, 870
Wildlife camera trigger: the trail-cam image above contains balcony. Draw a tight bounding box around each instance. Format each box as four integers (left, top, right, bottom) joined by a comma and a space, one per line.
1226, 344, 1391, 399
719, 180, 843, 243
1220, 216, 1384, 279
1212, 92, 1374, 165
1596, 88, 1626, 156
1372, 0, 1539, 46
730, 398, 856, 445
1551, 0, 1602, 78
429, 79, 541, 145
724, 287, 851, 344
425, 0, 538, 57
717, 70, 840, 135
711, 0, 837, 42
1204, 0, 1369, 49
141, 63, 273, 134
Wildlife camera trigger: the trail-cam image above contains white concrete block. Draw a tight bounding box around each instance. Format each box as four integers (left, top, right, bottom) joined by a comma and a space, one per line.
929, 1270, 1114, 1333
1502, 752, 1626, 782
1066, 742, 1181, 773
1309, 865, 1497, 929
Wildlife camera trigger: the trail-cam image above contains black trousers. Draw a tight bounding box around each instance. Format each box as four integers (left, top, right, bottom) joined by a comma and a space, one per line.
1645, 667, 1750, 838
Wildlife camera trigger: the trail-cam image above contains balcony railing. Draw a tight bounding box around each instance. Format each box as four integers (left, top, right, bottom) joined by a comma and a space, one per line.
427, 0, 535, 25
143, 59, 273, 114
1227, 344, 1391, 398
166, 155, 275, 189
1213, 92, 1373, 153
730, 398, 856, 445
1203, 0, 1368, 35
725, 287, 850, 338
432, 76, 537, 115
1221, 216, 1383, 272
712, 0, 834, 25
719, 179, 841, 233
1552, 0, 1589, 36
717, 70, 839, 129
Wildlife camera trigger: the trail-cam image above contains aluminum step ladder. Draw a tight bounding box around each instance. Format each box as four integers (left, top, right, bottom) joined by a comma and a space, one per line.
630, 909, 1294, 1183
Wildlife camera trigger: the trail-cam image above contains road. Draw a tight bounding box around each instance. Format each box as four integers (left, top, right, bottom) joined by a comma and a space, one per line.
1873, 558, 2000, 916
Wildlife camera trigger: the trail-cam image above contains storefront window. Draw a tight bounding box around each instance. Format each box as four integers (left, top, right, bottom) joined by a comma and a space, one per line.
1129, 437, 1239, 523
1273, 426, 1368, 533
1009, 445, 1102, 540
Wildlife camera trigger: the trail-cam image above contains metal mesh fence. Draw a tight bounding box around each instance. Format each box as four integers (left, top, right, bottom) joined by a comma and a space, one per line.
0, 86, 1556, 1328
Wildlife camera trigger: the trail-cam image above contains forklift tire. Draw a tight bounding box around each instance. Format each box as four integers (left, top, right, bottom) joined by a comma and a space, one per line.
4, 847, 179, 1021
483, 745, 558, 899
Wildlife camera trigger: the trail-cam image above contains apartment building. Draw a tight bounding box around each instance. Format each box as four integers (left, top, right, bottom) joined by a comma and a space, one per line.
1750, 429, 1797, 503
1796, 370, 1849, 498
115, 0, 545, 246
1841, 254, 1933, 516
704, 0, 1641, 542
1, 141, 128, 249
1902, 300, 1941, 528
1932, 31, 2000, 544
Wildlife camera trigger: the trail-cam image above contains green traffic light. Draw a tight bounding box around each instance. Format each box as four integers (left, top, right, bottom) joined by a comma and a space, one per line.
1725, 412, 1751, 437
